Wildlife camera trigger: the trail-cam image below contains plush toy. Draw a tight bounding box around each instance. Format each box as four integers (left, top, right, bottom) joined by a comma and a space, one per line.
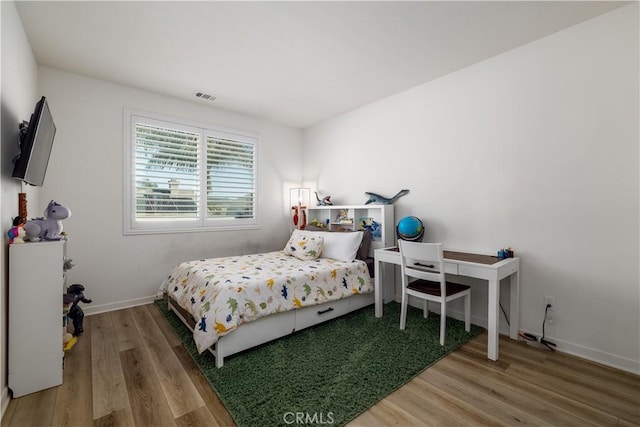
369, 220, 382, 240
24, 200, 71, 241
7, 216, 26, 244
63, 332, 74, 345
364, 189, 409, 205
67, 284, 92, 336
309, 218, 327, 229
314, 191, 333, 206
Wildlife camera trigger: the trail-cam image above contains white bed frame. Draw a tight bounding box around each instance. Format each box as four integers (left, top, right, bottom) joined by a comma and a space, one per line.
167, 204, 394, 367
169, 292, 374, 367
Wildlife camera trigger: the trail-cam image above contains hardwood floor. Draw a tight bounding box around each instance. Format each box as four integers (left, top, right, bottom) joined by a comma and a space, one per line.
2, 303, 639, 426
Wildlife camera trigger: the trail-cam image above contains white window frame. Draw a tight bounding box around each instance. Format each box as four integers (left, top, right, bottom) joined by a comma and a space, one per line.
124, 109, 259, 234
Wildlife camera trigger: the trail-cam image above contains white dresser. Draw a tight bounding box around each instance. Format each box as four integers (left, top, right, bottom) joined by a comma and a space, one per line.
8, 240, 65, 397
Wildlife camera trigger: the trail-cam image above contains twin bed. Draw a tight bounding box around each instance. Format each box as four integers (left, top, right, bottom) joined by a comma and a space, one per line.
161, 228, 376, 367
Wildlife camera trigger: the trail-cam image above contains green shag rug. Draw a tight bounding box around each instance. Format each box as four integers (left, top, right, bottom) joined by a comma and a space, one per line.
155, 299, 482, 427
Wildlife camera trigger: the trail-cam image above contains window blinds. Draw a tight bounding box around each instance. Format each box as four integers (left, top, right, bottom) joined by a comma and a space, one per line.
132, 118, 257, 225
134, 123, 200, 218
206, 136, 256, 220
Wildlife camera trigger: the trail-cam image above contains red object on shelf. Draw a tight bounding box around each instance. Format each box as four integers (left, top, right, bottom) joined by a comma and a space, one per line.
300, 207, 307, 230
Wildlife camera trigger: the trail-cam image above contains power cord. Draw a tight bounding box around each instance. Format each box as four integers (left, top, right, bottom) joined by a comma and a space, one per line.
518, 304, 557, 351
540, 304, 557, 352
499, 302, 510, 327
494, 298, 556, 352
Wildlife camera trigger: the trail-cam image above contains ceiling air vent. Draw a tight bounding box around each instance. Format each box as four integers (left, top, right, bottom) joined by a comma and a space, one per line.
195, 92, 216, 101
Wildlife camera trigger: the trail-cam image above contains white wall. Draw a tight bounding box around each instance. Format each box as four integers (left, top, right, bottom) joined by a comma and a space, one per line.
0, 0, 40, 413
303, 4, 639, 373
37, 67, 303, 314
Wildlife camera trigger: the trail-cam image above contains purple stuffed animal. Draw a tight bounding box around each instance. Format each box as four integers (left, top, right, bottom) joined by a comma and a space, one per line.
24, 200, 71, 241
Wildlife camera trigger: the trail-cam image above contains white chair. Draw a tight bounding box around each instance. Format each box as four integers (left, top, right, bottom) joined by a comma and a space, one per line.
399, 240, 471, 345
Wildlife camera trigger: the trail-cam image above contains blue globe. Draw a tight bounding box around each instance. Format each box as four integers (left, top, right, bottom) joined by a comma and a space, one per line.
396, 216, 425, 242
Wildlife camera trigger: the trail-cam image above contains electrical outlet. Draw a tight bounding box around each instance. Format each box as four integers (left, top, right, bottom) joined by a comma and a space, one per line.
544, 296, 555, 323
545, 296, 555, 308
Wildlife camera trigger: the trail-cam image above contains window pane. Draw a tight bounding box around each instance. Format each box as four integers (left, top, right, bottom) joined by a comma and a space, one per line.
134, 123, 200, 219
206, 136, 255, 220
126, 110, 259, 234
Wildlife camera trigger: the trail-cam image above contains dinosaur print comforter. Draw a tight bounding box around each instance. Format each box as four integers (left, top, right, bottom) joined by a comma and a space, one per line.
161, 251, 373, 354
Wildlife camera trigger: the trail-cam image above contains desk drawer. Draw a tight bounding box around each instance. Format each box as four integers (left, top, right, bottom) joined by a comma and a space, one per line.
458, 263, 490, 279
444, 262, 458, 275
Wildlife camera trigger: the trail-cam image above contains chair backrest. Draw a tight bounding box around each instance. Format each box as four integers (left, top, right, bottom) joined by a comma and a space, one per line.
398, 240, 446, 290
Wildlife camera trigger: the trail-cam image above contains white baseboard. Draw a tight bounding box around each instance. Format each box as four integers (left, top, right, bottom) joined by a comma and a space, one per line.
517, 327, 640, 375
404, 298, 640, 375
83, 295, 157, 316
1, 386, 10, 421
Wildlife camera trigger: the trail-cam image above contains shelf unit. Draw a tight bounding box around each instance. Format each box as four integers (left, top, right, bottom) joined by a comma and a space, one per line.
8, 240, 66, 397
306, 204, 395, 257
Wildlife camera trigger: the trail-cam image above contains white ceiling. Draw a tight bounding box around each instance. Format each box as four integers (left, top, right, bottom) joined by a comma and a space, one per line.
15, 1, 627, 129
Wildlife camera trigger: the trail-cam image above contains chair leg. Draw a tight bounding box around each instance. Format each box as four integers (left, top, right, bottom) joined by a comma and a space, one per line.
423, 300, 428, 318
464, 294, 471, 332
400, 290, 408, 330
440, 302, 446, 346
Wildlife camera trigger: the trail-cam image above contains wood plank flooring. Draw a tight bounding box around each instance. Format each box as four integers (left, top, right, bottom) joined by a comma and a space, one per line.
2, 303, 639, 426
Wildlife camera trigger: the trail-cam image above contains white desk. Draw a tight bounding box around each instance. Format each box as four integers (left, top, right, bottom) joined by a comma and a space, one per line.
374, 247, 520, 361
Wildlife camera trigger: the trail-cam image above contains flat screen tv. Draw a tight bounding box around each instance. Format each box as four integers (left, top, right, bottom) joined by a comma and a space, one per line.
12, 96, 56, 186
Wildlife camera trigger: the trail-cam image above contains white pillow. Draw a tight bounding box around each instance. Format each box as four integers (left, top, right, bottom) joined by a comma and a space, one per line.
284, 230, 324, 260
316, 230, 364, 262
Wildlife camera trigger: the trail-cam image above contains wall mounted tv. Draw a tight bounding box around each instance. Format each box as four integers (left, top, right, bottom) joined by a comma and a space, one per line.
12, 96, 56, 187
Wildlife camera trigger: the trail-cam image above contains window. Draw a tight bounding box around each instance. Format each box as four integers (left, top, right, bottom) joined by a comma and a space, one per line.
124, 110, 258, 234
